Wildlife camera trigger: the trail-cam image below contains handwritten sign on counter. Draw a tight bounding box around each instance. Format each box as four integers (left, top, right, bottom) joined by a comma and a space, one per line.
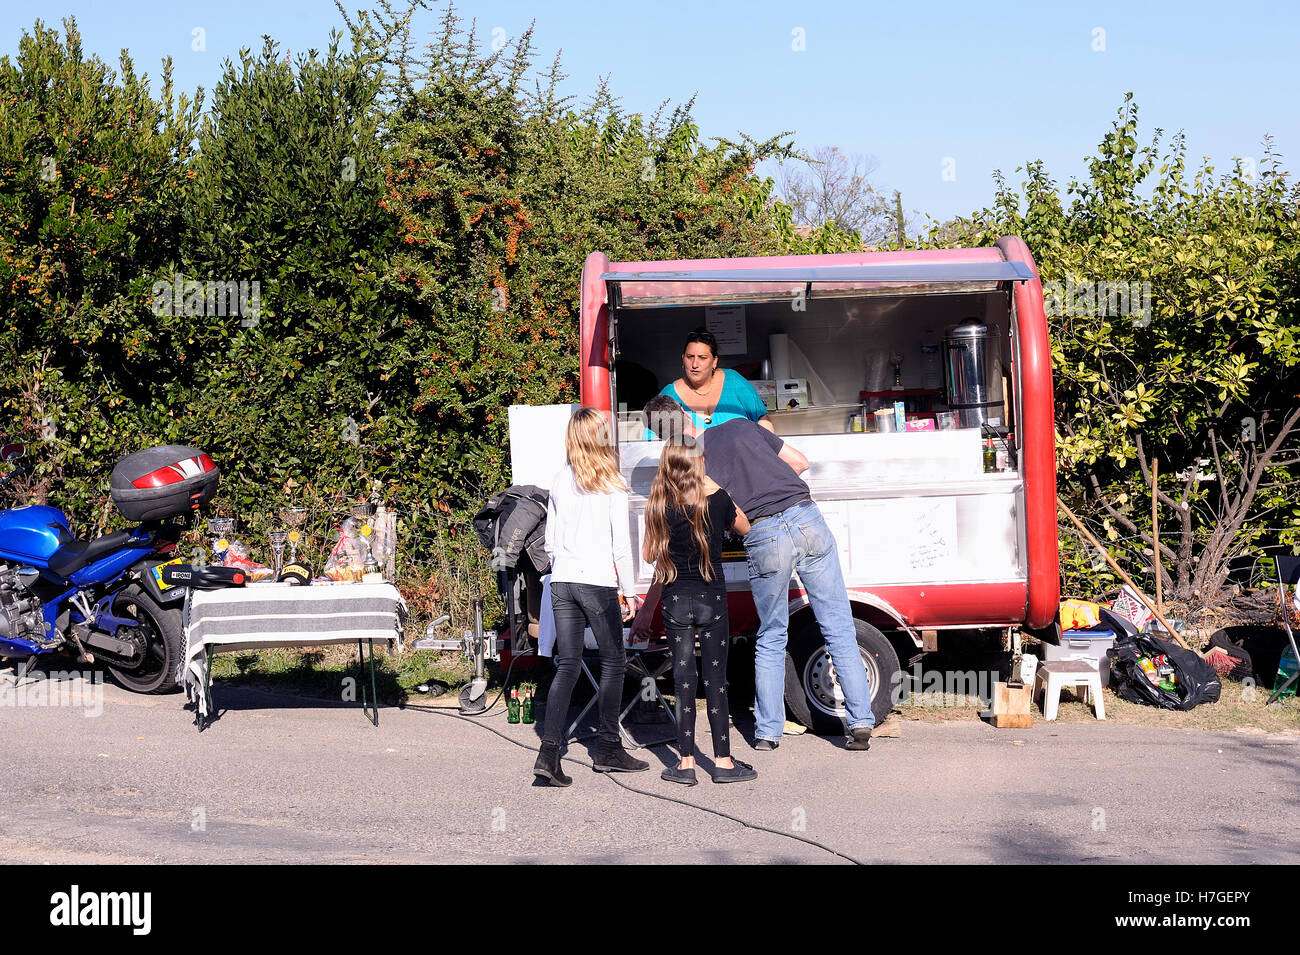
847, 497, 958, 581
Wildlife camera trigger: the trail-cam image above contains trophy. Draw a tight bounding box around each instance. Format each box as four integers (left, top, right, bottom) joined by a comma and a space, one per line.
890, 351, 904, 390
207, 517, 235, 562
268, 528, 288, 577
281, 506, 307, 564
367, 508, 392, 582
350, 503, 381, 582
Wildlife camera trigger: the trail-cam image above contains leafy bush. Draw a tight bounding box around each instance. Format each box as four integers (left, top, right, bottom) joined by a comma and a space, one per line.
929, 94, 1300, 609
0, 18, 200, 520
1, 7, 797, 625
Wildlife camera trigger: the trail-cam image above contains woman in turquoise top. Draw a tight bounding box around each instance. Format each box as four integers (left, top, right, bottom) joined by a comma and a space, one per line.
659, 329, 774, 433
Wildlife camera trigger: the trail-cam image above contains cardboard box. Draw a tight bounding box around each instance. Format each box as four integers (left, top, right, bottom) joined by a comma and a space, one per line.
774, 377, 810, 410
751, 379, 778, 411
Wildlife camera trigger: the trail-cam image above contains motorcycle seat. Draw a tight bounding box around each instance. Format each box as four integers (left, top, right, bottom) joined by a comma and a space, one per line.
48, 530, 134, 579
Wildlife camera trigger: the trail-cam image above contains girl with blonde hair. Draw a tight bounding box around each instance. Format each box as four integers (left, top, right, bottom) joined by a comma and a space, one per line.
534, 408, 647, 786
642, 440, 756, 785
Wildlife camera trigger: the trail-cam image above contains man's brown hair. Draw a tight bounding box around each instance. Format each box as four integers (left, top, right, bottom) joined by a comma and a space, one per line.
642, 395, 692, 444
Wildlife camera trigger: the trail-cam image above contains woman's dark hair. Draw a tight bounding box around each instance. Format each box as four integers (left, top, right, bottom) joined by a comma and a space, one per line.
682, 328, 718, 357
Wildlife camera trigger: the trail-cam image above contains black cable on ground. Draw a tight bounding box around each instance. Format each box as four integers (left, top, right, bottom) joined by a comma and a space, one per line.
403, 701, 865, 865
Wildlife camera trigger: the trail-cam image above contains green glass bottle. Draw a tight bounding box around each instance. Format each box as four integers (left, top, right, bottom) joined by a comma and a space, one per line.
507, 688, 520, 723
1275, 643, 1298, 698
521, 688, 534, 724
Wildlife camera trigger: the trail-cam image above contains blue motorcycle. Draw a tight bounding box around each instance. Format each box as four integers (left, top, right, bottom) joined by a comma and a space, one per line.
0, 444, 219, 693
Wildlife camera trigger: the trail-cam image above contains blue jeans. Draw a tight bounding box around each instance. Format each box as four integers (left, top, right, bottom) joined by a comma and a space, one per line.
744, 500, 874, 741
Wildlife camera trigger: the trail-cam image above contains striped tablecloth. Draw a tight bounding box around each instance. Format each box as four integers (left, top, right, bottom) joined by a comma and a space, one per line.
182, 582, 407, 718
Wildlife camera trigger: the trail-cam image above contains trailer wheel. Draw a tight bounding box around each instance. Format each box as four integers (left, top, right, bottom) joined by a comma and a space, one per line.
786, 617, 899, 735
458, 685, 488, 715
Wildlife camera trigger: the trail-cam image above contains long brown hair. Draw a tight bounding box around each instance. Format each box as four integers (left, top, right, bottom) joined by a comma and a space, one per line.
566, 407, 628, 494
644, 442, 713, 583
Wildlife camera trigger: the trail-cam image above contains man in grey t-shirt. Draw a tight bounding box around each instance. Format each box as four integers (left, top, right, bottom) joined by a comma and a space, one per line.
644, 396, 874, 751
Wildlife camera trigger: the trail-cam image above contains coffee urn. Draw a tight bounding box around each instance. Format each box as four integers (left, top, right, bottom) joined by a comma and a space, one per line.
942, 319, 1004, 429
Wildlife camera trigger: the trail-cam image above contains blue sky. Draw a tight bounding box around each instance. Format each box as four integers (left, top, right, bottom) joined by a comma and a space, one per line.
3, 0, 1296, 229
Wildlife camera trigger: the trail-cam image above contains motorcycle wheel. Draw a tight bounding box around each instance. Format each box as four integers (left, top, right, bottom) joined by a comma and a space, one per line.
107, 584, 184, 694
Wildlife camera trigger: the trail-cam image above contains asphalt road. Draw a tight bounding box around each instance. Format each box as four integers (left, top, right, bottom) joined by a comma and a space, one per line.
2, 667, 1297, 865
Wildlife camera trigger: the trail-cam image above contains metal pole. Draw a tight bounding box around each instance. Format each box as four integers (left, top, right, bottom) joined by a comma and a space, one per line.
1058, 497, 1192, 651
1152, 457, 1162, 616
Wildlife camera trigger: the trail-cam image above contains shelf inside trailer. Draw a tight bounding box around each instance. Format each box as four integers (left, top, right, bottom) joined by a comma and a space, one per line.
808, 472, 1021, 502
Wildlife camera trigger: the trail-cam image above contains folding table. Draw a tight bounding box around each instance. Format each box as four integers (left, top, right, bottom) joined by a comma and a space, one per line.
182, 581, 407, 729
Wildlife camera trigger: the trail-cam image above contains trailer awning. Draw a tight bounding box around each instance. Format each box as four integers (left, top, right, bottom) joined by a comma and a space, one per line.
601, 261, 1035, 309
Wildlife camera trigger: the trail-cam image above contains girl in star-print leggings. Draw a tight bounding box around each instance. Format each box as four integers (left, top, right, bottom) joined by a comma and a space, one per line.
642, 440, 757, 785
663, 586, 732, 760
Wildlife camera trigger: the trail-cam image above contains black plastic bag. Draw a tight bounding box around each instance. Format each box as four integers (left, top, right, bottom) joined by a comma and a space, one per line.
1107, 633, 1221, 710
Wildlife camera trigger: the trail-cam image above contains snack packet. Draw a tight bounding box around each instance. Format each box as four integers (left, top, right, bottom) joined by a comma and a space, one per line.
220, 540, 275, 582
323, 519, 365, 582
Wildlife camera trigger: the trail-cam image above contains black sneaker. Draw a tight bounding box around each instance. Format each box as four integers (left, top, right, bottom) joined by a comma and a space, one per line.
711, 759, 757, 784
661, 765, 698, 786
845, 725, 872, 751
752, 738, 779, 752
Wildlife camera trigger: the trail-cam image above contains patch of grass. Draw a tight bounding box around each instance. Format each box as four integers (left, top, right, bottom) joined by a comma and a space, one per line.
207, 646, 494, 705
889, 677, 1300, 733
877, 631, 1300, 733
1037, 679, 1300, 732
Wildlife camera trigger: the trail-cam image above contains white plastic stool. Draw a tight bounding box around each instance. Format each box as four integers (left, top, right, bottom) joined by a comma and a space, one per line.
1034, 660, 1106, 721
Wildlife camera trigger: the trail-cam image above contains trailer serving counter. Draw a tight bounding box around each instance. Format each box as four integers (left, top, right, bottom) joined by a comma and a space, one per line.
619, 428, 1024, 593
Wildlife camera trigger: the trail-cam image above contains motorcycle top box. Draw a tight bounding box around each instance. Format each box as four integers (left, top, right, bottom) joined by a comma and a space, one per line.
110, 445, 219, 521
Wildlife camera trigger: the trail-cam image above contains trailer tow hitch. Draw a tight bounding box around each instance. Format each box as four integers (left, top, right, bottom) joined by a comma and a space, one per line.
412, 599, 498, 714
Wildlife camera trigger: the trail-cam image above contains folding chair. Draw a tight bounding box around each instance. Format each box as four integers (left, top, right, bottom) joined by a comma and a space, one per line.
1268, 556, 1300, 705
564, 632, 677, 749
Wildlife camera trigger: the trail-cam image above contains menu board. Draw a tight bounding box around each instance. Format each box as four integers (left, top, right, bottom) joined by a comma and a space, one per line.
705, 305, 747, 356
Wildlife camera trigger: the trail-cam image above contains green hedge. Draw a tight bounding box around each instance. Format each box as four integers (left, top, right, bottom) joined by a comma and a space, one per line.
3, 13, 1296, 620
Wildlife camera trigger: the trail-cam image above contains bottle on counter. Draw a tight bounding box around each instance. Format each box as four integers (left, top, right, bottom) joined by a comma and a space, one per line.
983, 439, 997, 473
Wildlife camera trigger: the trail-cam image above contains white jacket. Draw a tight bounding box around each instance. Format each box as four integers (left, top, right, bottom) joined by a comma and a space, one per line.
544, 466, 637, 599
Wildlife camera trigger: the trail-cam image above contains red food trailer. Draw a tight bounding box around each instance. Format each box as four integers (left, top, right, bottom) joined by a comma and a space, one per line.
564, 236, 1059, 731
